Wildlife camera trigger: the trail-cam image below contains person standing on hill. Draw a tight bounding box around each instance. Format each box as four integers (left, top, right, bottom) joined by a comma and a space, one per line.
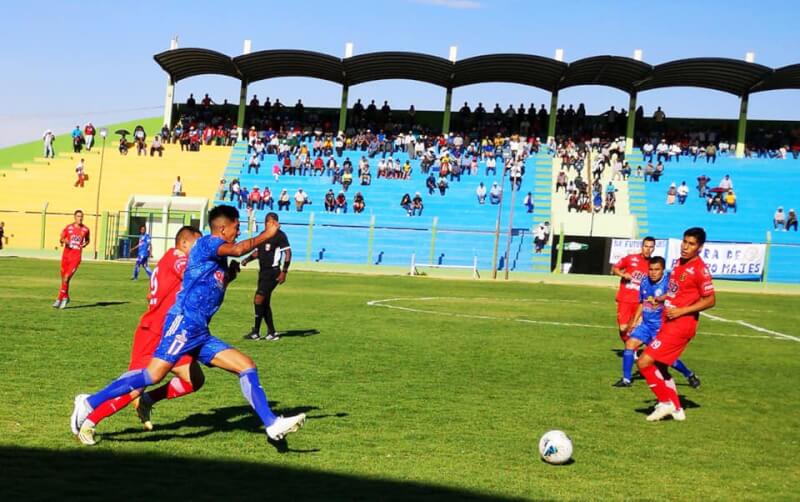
74, 159, 86, 188
43, 129, 56, 158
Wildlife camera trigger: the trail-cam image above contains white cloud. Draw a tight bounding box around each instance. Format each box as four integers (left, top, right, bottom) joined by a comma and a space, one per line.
413, 0, 482, 9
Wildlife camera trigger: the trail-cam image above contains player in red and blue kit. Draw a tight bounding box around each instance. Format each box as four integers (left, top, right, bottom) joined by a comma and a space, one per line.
638, 227, 715, 422
76, 226, 204, 445
54, 209, 90, 309
612, 237, 654, 343
130, 225, 153, 280
613, 256, 699, 388
71, 205, 306, 444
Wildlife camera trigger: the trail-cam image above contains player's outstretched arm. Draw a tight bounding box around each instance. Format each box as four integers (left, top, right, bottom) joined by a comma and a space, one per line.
217, 222, 279, 258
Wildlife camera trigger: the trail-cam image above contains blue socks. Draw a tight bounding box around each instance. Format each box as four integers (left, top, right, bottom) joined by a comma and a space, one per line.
671, 359, 693, 379
239, 368, 277, 427
87, 369, 153, 409
622, 349, 635, 382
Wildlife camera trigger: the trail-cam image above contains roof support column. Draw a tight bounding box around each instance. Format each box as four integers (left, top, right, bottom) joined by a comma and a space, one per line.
735, 93, 748, 158
625, 91, 637, 155
236, 79, 248, 141
546, 90, 558, 144
338, 84, 349, 134
162, 38, 178, 129
442, 87, 453, 135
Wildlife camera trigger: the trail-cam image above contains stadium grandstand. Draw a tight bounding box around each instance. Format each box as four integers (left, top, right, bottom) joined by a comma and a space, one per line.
1, 43, 798, 283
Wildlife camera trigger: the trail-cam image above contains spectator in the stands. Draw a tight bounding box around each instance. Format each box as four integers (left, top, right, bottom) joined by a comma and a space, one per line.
238, 186, 248, 209
533, 223, 547, 253
43, 129, 55, 158
786, 209, 798, 231
724, 190, 737, 213
294, 188, 309, 212
425, 173, 436, 195
248, 186, 262, 210
72, 125, 84, 153
523, 192, 534, 213
656, 140, 669, 163
666, 183, 677, 205
278, 189, 290, 211
324, 189, 335, 212
335, 191, 347, 214
476, 182, 487, 204
706, 143, 717, 163
774, 207, 786, 229
412, 192, 424, 216
172, 176, 183, 196
262, 187, 273, 210
353, 192, 365, 214
485, 156, 496, 176
603, 193, 616, 214
677, 181, 689, 204
74, 158, 86, 188
642, 140, 654, 162
400, 193, 412, 215
652, 161, 664, 182
437, 177, 449, 196
644, 161, 654, 182
272, 162, 281, 182
697, 174, 710, 197
247, 152, 260, 174
84, 123, 95, 151
718, 174, 733, 191
118, 136, 128, 155
150, 134, 164, 157
555, 170, 567, 193
490, 182, 502, 204
217, 178, 227, 200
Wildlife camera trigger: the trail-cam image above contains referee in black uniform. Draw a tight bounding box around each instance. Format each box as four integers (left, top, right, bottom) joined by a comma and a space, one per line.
242, 212, 291, 341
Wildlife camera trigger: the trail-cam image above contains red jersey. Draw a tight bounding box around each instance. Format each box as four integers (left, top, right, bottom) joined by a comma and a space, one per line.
138, 248, 187, 332
665, 256, 714, 321
61, 224, 90, 254
614, 253, 649, 303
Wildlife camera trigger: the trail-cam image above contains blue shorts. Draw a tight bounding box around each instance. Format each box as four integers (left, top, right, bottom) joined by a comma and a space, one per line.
153, 313, 231, 366
630, 323, 660, 345
136, 255, 149, 265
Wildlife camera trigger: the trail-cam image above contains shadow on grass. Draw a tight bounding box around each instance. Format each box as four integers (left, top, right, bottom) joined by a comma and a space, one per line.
635, 396, 702, 415
0, 446, 520, 501
67, 301, 130, 310
101, 405, 346, 453
280, 328, 320, 337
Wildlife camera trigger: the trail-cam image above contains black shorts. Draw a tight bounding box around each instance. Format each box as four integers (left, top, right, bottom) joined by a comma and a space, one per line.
256, 268, 280, 297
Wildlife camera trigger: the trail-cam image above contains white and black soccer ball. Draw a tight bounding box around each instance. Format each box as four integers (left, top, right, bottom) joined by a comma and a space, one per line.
539, 430, 573, 465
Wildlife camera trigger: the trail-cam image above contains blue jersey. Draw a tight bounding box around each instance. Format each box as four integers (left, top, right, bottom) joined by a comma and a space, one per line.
137, 233, 151, 257
168, 235, 227, 326
639, 273, 670, 329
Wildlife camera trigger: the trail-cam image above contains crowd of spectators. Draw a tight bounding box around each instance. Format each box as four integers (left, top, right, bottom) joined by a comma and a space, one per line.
773, 207, 797, 231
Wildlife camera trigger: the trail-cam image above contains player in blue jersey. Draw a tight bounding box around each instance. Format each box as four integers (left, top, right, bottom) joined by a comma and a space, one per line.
71, 205, 306, 443
613, 256, 701, 388
130, 225, 153, 280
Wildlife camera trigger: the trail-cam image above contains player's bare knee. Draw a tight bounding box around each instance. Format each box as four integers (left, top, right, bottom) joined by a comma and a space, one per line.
239, 355, 256, 373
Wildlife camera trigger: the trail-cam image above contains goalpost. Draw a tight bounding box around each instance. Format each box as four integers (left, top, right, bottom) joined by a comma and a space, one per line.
409, 253, 480, 279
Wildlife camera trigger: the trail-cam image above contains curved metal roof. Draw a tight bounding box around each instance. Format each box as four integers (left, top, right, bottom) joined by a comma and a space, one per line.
234, 49, 344, 84
751, 64, 800, 93
636, 58, 772, 96
560, 56, 652, 93
451, 54, 566, 91
154, 49, 800, 96
153, 48, 240, 82
343, 52, 453, 87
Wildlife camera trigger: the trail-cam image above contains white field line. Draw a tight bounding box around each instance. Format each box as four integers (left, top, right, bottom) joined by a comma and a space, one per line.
367, 298, 789, 341
701, 312, 800, 343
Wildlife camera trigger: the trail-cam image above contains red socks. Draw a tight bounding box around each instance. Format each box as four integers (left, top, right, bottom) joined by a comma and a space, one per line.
85, 393, 134, 426
146, 377, 194, 404
640, 365, 682, 409
58, 282, 69, 301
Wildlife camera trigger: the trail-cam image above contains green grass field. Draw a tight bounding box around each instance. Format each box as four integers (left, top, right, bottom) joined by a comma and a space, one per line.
0, 257, 798, 500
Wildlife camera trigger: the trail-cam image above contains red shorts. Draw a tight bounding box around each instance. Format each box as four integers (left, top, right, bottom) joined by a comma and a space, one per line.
61, 251, 82, 277
645, 318, 697, 365
616, 301, 638, 328
129, 324, 193, 370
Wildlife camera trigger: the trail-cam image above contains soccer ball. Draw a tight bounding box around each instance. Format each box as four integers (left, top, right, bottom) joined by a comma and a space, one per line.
539, 430, 573, 465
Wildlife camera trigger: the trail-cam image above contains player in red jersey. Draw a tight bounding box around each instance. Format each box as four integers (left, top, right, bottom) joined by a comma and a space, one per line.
54, 209, 91, 309
77, 226, 204, 445
638, 227, 715, 422
612, 237, 655, 342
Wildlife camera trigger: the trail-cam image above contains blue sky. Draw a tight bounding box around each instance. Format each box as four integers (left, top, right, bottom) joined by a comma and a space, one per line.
1, 0, 797, 146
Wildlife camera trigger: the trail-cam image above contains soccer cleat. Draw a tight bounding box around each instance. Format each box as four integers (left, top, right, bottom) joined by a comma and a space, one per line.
70, 394, 91, 435
136, 398, 154, 431
243, 330, 261, 341
612, 378, 632, 388
687, 374, 701, 389
646, 402, 677, 422
78, 421, 98, 445
265, 413, 306, 441
263, 333, 281, 342
59, 299, 70, 309
52, 299, 62, 308
671, 408, 686, 421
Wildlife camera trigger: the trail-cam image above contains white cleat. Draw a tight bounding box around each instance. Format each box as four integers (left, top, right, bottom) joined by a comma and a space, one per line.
266, 413, 306, 441
671, 408, 686, 421
59, 299, 69, 309
78, 421, 98, 445
646, 402, 677, 422
70, 394, 92, 435
52, 299, 62, 308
